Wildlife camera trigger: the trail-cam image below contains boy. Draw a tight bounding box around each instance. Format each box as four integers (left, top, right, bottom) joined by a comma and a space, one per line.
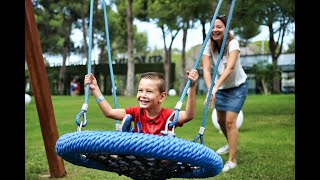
84, 70, 198, 136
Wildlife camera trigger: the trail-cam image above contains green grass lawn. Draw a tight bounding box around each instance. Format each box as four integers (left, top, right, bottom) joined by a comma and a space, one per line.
25, 94, 295, 180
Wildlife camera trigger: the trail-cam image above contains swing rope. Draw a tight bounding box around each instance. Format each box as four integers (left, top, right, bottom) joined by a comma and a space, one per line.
75, 0, 121, 130
102, 0, 121, 129
193, 0, 237, 144
164, 0, 225, 137
165, 0, 237, 146
74, 0, 94, 130
55, 0, 238, 179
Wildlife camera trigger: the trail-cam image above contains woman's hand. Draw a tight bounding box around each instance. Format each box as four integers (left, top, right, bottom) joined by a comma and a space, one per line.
203, 87, 218, 108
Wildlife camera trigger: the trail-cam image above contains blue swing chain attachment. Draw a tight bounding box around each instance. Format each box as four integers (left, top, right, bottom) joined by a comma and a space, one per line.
161, 101, 183, 137
75, 103, 89, 131
193, 127, 205, 144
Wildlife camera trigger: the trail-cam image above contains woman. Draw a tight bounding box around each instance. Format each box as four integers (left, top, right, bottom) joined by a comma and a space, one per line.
202, 15, 248, 172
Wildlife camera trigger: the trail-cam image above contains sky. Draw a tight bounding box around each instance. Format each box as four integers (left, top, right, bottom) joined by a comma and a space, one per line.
71, 19, 295, 52
61, 20, 295, 66
64, 0, 295, 66
133, 19, 295, 52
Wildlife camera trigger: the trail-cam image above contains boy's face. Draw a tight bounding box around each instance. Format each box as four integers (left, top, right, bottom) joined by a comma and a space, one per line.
136, 78, 166, 110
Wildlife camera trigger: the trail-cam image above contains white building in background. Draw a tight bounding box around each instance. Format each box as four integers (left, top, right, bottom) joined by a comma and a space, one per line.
241, 53, 295, 94
195, 53, 295, 94
187, 43, 295, 94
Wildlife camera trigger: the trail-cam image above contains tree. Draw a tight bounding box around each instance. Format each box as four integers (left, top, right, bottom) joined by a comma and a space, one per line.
285, 37, 295, 53
174, 0, 210, 95
32, 0, 65, 54
232, 0, 261, 47
251, 60, 280, 95
113, 0, 149, 96
55, 1, 82, 95
132, 0, 183, 91
126, 0, 135, 96
33, 0, 82, 95
79, 0, 89, 63
147, 0, 182, 92
95, 2, 122, 64
235, 0, 295, 93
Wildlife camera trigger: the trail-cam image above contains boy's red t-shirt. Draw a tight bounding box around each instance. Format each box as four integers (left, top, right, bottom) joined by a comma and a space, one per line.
125, 106, 182, 136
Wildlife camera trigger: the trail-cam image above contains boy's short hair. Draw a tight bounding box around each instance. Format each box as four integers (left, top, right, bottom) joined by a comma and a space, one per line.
140, 72, 166, 93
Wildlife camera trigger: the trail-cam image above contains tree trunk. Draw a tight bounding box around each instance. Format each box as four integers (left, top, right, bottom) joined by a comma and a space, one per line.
268, 21, 285, 94
160, 26, 179, 93
58, 23, 72, 95
125, 0, 135, 96
99, 40, 106, 64
80, 0, 88, 65
164, 49, 172, 93
261, 78, 270, 95
201, 20, 206, 41
179, 23, 189, 95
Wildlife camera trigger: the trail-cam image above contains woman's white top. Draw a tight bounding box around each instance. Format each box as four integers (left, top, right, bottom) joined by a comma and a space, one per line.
203, 38, 247, 89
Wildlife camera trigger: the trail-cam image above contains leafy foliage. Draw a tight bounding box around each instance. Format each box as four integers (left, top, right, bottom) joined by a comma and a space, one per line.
251, 60, 281, 95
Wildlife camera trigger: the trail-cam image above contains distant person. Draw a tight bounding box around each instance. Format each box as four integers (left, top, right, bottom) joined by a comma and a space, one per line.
75, 80, 81, 95
70, 77, 80, 96
202, 15, 248, 172
84, 70, 199, 136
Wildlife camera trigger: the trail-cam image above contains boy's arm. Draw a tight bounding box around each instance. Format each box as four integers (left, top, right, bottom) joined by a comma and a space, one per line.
177, 69, 198, 124
94, 93, 127, 120
87, 74, 127, 120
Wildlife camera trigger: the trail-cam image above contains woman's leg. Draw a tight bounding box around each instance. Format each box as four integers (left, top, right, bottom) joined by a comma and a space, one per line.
225, 111, 239, 163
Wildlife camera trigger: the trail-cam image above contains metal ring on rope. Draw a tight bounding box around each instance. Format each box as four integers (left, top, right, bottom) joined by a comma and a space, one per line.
56, 131, 223, 179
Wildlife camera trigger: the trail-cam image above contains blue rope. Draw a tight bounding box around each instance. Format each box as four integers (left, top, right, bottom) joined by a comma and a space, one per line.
102, 0, 119, 124
75, 0, 121, 128
169, 0, 224, 128
194, 0, 237, 144
75, 0, 95, 128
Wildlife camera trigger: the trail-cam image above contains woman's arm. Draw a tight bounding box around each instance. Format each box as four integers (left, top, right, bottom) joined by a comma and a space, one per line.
202, 55, 213, 90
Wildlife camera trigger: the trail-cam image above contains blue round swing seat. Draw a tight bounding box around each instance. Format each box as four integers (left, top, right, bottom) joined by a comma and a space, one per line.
56, 131, 223, 179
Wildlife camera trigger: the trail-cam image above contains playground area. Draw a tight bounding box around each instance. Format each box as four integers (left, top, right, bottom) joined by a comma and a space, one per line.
25, 0, 295, 179
25, 94, 295, 179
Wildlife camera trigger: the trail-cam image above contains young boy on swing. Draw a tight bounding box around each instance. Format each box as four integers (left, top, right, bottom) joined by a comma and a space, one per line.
84, 69, 199, 136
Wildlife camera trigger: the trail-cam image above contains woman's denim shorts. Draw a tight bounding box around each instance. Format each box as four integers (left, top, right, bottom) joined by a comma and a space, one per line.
215, 80, 248, 113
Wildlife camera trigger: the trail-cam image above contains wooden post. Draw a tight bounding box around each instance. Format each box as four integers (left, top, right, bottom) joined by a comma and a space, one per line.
25, 0, 67, 178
